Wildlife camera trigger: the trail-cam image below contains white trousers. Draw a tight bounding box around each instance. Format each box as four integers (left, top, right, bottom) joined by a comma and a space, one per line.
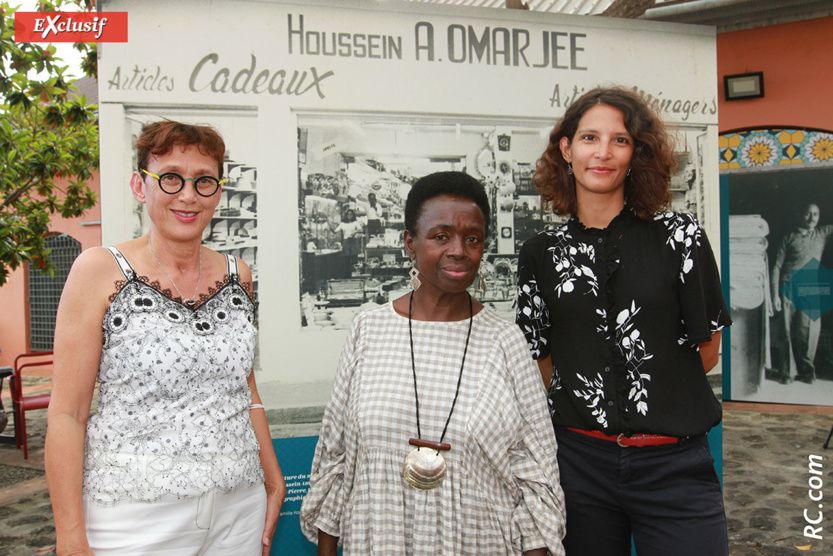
84, 483, 267, 555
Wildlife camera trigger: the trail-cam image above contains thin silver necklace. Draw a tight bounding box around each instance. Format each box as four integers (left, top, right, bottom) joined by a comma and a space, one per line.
147, 233, 201, 307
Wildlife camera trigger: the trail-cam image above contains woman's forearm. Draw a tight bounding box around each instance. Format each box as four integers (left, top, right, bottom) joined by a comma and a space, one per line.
317, 529, 339, 556
247, 374, 286, 505
536, 355, 553, 390
45, 413, 92, 553
251, 407, 285, 500
698, 330, 723, 373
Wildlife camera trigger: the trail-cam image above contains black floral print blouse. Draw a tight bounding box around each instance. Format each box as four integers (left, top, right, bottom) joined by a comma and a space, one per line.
516, 207, 731, 437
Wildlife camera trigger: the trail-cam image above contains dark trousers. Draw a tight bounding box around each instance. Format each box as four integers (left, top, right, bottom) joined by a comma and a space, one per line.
555, 428, 729, 556
782, 295, 820, 379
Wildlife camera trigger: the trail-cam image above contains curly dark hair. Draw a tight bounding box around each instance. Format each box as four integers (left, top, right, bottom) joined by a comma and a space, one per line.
534, 86, 678, 220
136, 120, 226, 179
404, 171, 490, 235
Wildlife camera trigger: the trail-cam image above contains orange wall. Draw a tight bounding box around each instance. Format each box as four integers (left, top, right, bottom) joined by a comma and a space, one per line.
717, 16, 833, 133
0, 172, 101, 368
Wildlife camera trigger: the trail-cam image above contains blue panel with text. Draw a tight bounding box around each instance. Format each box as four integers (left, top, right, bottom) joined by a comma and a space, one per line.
270, 436, 335, 555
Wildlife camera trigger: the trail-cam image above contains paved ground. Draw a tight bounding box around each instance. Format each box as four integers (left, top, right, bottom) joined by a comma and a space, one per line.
722, 408, 832, 555
1, 398, 831, 555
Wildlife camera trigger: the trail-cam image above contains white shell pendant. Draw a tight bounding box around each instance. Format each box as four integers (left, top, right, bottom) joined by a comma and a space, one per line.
403, 447, 447, 490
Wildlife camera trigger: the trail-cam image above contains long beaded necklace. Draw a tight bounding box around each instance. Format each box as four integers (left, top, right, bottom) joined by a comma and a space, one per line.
147, 232, 202, 307
402, 290, 473, 490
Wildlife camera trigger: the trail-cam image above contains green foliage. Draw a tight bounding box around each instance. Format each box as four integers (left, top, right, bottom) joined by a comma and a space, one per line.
0, 0, 99, 286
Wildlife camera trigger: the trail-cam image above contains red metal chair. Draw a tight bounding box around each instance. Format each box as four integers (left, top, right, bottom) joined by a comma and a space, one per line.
9, 351, 53, 459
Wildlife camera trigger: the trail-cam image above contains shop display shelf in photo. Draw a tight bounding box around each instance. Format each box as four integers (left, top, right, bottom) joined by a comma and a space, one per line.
203, 158, 259, 294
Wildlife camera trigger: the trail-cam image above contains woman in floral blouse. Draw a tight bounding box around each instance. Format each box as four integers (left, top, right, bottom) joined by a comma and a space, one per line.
516, 86, 731, 556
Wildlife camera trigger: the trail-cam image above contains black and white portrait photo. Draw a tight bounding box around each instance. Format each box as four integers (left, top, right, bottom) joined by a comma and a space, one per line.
728, 165, 833, 405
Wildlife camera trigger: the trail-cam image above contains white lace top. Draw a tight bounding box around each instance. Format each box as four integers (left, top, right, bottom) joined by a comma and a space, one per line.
82, 246, 264, 505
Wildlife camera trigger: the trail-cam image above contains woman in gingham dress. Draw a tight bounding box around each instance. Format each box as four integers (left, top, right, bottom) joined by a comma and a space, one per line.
301, 172, 566, 555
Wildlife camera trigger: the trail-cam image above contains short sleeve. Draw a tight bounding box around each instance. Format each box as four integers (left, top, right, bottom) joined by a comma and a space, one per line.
501, 326, 566, 554
516, 237, 552, 359
299, 315, 362, 543
676, 216, 732, 344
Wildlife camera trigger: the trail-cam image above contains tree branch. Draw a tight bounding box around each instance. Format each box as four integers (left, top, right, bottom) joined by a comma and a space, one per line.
1, 177, 40, 211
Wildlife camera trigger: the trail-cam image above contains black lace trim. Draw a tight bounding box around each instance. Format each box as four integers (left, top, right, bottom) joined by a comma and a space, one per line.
108, 273, 254, 308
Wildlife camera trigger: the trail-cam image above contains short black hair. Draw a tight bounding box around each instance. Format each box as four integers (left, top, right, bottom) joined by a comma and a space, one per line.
404, 171, 490, 235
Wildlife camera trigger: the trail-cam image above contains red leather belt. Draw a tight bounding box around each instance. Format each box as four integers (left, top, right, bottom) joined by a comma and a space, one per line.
566, 427, 684, 447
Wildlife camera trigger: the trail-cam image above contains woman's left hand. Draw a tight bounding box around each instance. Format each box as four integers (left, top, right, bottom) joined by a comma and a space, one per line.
261, 479, 286, 555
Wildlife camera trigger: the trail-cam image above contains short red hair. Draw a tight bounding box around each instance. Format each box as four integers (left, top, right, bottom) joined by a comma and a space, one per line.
135, 120, 226, 178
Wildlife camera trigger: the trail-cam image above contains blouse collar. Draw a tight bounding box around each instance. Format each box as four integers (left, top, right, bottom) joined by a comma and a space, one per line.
568, 204, 634, 236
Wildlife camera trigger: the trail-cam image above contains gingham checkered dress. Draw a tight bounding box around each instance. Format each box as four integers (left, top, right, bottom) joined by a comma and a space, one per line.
300, 303, 566, 555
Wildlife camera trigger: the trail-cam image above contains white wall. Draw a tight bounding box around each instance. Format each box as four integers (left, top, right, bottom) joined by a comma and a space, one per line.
98, 0, 719, 410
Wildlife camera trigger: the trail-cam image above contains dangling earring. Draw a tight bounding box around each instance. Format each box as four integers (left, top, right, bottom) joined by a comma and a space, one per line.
479, 267, 487, 295
627, 168, 632, 177
567, 163, 573, 175
409, 261, 421, 291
